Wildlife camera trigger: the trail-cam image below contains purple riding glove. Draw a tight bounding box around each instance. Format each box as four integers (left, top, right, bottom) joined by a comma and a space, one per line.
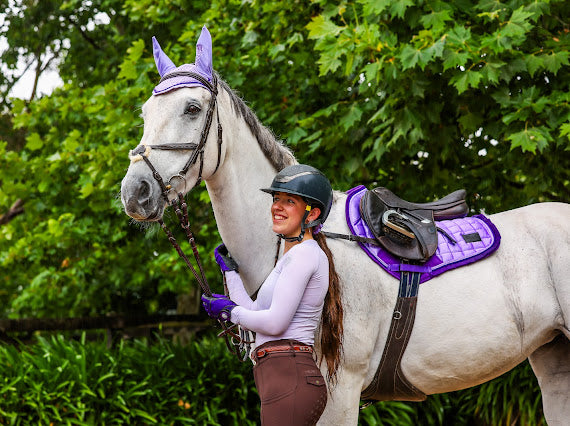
201, 293, 236, 322
214, 243, 239, 272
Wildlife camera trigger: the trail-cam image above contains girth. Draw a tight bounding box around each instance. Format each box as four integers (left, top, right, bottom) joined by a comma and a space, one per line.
361, 267, 426, 402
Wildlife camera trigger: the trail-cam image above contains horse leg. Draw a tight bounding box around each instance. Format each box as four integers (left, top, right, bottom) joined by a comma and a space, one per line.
317, 369, 365, 426
528, 334, 570, 426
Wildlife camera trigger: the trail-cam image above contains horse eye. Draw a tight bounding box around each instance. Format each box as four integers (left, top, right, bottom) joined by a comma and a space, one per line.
184, 104, 201, 115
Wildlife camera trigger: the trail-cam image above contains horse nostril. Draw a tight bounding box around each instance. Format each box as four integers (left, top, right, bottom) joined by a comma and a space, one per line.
137, 180, 152, 203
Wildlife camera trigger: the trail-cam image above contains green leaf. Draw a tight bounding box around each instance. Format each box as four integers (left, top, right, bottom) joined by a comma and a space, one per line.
126, 39, 145, 62
542, 51, 569, 75
317, 47, 343, 75
390, 0, 414, 19
358, 0, 391, 16
306, 15, 344, 39
241, 30, 259, 46
26, 132, 43, 151
480, 31, 514, 53
363, 61, 382, 84
442, 50, 470, 71
286, 127, 308, 145
502, 7, 534, 38
118, 61, 137, 81
420, 10, 453, 34
507, 127, 552, 153
481, 59, 506, 84
118, 39, 145, 80
63, 129, 81, 152
450, 70, 482, 93
559, 123, 570, 140
286, 32, 304, 47
80, 182, 94, 199
339, 104, 363, 131
525, 55, 543, 77
399, 45, 421, 70
268, 43, 285, 59
447, 26, 471, 45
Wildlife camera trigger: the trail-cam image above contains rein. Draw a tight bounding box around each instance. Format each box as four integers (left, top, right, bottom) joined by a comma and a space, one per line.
128, 71, 253, 360
161, 193, 253, 360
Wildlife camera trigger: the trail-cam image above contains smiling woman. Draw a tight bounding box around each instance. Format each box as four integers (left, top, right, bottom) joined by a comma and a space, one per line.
202, 164, 344, 426
270, 192, 314, 243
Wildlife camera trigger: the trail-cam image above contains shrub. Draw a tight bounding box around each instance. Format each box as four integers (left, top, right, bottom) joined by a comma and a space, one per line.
0, 332, 543, 425
0, 332, 258, 425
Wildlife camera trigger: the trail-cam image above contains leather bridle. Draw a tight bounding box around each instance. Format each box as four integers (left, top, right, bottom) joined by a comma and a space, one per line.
128, 71, 223, 203
127, 71, 253, 360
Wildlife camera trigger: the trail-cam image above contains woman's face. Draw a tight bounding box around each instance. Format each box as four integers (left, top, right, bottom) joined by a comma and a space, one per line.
270, 192, 309, 238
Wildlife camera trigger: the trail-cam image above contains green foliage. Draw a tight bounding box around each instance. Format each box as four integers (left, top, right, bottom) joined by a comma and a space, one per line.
0, 333, 258, 424
0, 1, 224, 318
0, 334, 543, 425
302, 0, 569, 204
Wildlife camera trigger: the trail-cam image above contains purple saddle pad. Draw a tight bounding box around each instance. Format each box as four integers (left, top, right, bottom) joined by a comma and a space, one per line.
346, 185, 501, 283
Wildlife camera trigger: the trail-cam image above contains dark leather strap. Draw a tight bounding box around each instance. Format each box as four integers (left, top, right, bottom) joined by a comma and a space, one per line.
145, 143, 199, 150
322, 231, 380, 246
361, 270, 426, 401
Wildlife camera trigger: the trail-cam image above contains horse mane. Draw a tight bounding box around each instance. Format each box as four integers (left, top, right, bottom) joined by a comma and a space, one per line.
217, 74, 296, 171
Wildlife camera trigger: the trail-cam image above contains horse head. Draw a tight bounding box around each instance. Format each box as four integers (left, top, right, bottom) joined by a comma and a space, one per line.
121, 26, 224, 221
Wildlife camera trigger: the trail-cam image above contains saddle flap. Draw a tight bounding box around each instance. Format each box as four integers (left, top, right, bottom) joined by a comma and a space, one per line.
359, 189, 438, 261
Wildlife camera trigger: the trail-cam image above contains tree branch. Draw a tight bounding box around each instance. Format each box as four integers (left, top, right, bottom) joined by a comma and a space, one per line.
65, 15, 101, 50
0, 199, 24, 225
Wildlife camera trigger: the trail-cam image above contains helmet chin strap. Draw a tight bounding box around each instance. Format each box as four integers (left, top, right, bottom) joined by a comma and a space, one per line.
278, 205, 313, 243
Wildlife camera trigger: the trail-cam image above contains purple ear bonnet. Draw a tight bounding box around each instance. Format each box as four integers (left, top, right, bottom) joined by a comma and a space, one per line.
152, 26, 214, 95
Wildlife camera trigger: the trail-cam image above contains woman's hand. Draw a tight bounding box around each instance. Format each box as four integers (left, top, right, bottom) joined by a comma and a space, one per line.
214, 243, 239, 272
201, 293, 237, 322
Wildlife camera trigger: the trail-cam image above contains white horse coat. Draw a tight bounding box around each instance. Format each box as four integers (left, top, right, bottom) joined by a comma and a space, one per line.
121, 32, 570, 425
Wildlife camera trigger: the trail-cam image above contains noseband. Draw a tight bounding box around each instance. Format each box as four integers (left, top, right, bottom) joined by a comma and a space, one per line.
128, 71, 223, 203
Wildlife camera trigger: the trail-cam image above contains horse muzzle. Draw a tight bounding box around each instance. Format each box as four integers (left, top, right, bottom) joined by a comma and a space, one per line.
120, 173, 165, 221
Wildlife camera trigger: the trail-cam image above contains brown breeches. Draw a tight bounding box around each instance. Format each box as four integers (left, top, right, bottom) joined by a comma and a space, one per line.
252, 339, 327, 426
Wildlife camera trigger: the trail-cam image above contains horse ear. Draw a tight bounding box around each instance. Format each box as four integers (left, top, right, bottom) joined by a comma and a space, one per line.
195, 26, 213, 80
152, 36, 176, 78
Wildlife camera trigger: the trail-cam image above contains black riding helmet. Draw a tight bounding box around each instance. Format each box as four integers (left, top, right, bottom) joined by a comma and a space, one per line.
262, 164, 333, 242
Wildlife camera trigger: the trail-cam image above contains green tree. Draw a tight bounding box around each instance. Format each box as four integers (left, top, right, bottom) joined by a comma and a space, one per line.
1, 0, 568, 319
300, 0, 570, 210
0, 0, 217, 318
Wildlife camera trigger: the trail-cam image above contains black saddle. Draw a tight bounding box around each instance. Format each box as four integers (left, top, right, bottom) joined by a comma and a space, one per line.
360, 187, 469, 261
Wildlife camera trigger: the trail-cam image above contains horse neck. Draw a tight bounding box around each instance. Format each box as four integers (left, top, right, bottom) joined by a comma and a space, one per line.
205, 89, 290, 293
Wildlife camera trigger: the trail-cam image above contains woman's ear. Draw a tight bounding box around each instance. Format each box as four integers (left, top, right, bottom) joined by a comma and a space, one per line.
307, 206, 321, 223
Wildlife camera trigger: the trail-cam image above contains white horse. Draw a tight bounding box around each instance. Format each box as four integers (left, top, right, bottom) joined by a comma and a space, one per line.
121, 28, 570, 425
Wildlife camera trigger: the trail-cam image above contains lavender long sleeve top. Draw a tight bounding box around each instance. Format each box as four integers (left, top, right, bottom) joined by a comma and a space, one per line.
227, 239, 329, 349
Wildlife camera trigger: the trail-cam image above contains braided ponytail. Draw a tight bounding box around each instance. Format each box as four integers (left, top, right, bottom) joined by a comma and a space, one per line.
314, 232, 344, 384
